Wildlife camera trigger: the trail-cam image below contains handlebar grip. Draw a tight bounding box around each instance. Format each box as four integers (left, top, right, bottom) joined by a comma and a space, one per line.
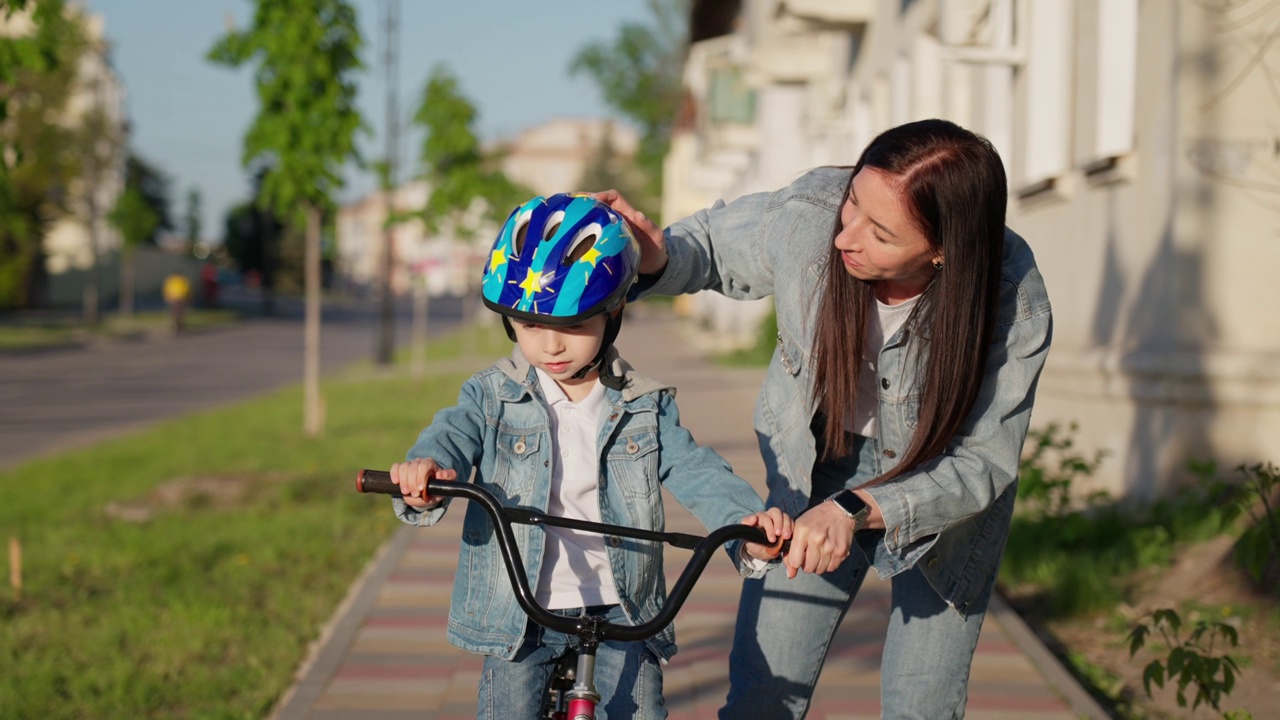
356, 469, 401, 497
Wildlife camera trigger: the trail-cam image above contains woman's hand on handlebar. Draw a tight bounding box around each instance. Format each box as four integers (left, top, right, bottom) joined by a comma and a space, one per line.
389, 458, 457, 508
739, 507, 793, 562
590, 189, 668, 276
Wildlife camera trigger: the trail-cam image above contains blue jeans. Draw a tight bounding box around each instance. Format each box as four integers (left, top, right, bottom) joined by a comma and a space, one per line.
720, 435, 993, 719
477, 604, 666, 720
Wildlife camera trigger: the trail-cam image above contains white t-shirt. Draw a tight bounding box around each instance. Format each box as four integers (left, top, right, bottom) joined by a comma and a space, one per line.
847, 294, 921, 438
532, 369, 621, 609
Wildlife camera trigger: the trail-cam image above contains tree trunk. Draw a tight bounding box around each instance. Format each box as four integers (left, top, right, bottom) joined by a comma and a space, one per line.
83, 201, 100, 326
303, 205, 324, 437
410, 276, 429, 378
119, 247, 135, 319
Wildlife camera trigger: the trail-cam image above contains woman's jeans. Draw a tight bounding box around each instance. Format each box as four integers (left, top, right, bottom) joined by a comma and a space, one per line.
720, 435, 993, 719
477, 604, 666, 720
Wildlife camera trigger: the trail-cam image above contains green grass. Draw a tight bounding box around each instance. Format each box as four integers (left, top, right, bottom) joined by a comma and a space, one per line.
0, 309, 241, 351
0, 329, 499, 719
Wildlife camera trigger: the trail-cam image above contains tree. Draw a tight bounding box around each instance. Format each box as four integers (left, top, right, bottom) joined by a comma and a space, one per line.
106, 186, 159, 319
414, 64, 527, 235
412, 63, 529, 362
123, 152, 173, 243
569, 0, 687, 216
209, 0, 366, 437
0, 0, 87, 309
184, 187, 202, 246
576, 122, 645, 204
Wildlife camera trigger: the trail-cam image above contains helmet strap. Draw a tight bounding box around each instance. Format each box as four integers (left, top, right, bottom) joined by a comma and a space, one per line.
570, 305, 628, 390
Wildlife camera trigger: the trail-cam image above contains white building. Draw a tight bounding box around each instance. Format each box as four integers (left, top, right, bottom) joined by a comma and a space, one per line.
664, 0, 1280, 500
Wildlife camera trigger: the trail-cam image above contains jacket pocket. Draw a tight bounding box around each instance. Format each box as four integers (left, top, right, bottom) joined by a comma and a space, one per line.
605, 430, 660, 500
494, 427, 542, 497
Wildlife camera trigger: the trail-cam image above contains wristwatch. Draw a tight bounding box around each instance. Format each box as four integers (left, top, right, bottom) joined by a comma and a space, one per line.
827, 489, 870, 528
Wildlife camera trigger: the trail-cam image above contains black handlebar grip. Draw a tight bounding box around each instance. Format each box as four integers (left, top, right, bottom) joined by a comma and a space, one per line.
356, 469, 401, 496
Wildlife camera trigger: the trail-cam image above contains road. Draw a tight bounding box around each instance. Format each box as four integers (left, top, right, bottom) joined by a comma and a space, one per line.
0, 295, 466, 469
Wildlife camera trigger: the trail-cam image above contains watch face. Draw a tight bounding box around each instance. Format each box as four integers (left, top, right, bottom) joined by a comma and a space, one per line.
833, 490, 868, 518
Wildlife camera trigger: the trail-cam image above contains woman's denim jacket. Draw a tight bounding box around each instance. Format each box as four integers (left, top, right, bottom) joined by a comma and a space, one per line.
393, 347, 768, 661
645, 167, 1053, 616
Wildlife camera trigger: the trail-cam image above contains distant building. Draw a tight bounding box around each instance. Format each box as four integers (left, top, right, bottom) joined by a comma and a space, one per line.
665, 0, 1280, 500
500, 117, 639, 197
335, 117, 638, 297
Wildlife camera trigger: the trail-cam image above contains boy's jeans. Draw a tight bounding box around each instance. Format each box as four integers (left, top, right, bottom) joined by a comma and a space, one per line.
720, 435, 992, 719
478, 604, 666, 720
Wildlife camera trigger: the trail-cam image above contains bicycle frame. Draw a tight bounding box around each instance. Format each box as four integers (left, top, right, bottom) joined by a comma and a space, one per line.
356, 469, 771, 719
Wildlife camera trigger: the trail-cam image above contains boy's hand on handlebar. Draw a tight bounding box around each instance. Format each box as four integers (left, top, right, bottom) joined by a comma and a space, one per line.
740, 508, 793, 561
390, 458, 456, 508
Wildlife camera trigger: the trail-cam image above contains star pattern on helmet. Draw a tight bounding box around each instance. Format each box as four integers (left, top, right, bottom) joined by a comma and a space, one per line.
489, 246, 507, 274
518, 269, 543, 298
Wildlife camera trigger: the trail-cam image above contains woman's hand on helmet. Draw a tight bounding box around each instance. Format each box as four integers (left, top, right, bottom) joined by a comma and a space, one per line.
592, 189, 667, 276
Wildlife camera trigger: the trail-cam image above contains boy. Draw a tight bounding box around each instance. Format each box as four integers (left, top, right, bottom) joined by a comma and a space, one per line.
389, 193, 789, 719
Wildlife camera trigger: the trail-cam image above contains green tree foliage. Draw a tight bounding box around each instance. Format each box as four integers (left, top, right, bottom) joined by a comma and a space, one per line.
0, 0, 86, 309
107, 186, 159, 250
413, 63, 528, 236
576, 122, 645, 204
207, 0, 365, 227
123, 152, 173, 243
570, 0, 687, 213
209, 0, 365, 437
184, 187, 202, 245
107, 185, 159, 317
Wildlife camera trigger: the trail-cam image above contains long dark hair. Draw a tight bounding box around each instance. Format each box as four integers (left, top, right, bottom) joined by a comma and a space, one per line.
810, 119, 1006, 484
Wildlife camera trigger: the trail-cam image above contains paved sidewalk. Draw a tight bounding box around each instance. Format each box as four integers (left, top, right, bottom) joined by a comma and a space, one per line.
273, 308, 1109, 719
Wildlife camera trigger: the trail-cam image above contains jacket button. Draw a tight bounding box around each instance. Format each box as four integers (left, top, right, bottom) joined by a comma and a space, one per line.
883, 448, 896, 459
928, 556, 939, 568
626, 440, 639, 454
609, 413, 619, 421
881, 377, 890, 389
607, 535, 622, 548
513, 439, 526, 454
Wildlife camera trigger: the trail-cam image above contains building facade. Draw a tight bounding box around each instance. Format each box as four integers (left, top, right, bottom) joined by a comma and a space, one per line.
665, 0, 1280, 499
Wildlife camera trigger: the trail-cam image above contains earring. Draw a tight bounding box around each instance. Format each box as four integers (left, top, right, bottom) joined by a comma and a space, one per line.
932, 259, 944, 270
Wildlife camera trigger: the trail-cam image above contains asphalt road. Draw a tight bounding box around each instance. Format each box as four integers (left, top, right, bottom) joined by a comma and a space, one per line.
0, 295, 466, 470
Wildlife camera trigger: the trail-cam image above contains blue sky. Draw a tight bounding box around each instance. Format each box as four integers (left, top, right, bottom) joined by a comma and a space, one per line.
81, 0, 652, 239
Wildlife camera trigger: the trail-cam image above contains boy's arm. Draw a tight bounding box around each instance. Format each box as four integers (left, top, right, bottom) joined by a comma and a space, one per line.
393, 377, 489, 527
650, 392, 777, 576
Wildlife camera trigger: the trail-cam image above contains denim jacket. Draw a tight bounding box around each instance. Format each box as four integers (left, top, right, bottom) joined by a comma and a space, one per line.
646, 167, 1053, 615
393, 346, 768, 661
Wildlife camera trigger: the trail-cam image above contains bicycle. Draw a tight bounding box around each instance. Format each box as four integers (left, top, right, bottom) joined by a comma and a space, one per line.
356, 468, 777, 720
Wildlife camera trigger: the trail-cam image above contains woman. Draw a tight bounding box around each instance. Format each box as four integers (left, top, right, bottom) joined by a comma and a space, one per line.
596, 119, 1052, 719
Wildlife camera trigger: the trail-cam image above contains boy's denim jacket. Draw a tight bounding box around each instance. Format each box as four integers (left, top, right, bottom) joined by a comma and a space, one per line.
646, 167, 1053, 616
393, 347, 768, 661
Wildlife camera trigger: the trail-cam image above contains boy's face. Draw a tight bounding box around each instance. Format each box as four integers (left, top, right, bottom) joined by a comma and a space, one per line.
512, 314, 608, 390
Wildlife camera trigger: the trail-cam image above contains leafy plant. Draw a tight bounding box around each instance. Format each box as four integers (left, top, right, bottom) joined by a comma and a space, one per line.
1017, 421, 1108, 518
1230, 463, 1280, 593
1128, 607, 1252, 718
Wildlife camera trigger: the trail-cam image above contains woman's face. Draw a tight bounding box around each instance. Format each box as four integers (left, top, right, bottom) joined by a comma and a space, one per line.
833, 168, 943, 302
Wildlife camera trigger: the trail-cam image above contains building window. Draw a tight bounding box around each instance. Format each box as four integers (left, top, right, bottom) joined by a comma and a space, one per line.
1087, 0, 1137, 174
1020, 0, 1075, 193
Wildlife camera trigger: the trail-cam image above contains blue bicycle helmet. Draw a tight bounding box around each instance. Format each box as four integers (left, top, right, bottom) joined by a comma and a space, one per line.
482, 193, 640, 325
482, 193, 641, 386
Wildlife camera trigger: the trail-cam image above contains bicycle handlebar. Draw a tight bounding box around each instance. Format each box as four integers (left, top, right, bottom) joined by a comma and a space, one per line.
356, 468, 770, 643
